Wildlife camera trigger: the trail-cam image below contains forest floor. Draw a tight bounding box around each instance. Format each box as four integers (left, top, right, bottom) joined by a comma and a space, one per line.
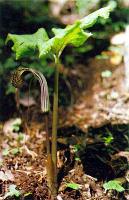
0, 58, 129, 200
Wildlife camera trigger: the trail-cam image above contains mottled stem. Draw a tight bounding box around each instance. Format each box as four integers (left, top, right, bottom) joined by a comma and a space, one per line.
51, 56, 60, 196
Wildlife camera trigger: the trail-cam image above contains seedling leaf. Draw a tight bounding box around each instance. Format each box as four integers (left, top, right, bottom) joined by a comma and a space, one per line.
11, 148, 21, 155
73, 144, 81, 152
75, 157, 81, 161
2, 148, 9, 156
66, 183, 81, 190
103, 180, 125, 192
17, 133, 24, 142
12, 118, 22, 132
4, 184, 21, 199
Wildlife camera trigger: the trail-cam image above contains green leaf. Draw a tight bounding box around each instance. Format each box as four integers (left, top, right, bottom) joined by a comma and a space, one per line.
17, 133, 24, 142
80, 6, 111, 29
6, 28, 49, 60
12, 118, 22, 132
40, 21, 91, 57
11, 148, 21, 155
75, 157, 81, 161
39, 6, 110, 57
73, 144, 81, 152
103, 134, 113, 145
12, 124, 20, 132
66, 183, 81, 190
4, 184, 21, 199
6, 7, 111, 59
2, 148, 10, 156
103, 180, 125, 192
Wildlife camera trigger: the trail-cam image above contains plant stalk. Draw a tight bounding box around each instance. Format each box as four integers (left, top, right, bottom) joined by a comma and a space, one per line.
51, 55, 60, 196
45, 114, 55, 197
45, 114, 50, 155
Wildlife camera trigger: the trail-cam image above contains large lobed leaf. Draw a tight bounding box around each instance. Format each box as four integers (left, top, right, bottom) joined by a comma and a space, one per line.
6, 6, 111, 59
6, 28, 49, 60
39, 21, 92, 58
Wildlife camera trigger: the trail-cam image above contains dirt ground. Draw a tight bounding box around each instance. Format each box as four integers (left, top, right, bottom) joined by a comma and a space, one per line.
0, 58, 129, 199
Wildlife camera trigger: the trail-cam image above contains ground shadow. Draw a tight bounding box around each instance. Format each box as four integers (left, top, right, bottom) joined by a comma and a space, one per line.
57, 124, 129, 183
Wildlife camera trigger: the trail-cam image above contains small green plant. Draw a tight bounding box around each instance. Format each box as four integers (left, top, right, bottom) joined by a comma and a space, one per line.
2, 148, 10, 156
103, 180, 125, 192
103, 133, 114, 145
66, 182, 81, 190
72, 144, 82, 161
4, 184, 21, 199
6, 6, 111, 199
2, 147, 22, 156
12, 118, 22, 132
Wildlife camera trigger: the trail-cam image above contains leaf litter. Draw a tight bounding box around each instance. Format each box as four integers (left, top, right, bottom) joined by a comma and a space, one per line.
0, 57, 128, 199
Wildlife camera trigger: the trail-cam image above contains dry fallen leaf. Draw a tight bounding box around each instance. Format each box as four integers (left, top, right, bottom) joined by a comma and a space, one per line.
22, 145, 38, 159
0, 170, 14, 182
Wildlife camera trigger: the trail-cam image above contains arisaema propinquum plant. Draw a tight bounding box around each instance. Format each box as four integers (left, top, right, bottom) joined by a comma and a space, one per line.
6, 6, 111, 199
